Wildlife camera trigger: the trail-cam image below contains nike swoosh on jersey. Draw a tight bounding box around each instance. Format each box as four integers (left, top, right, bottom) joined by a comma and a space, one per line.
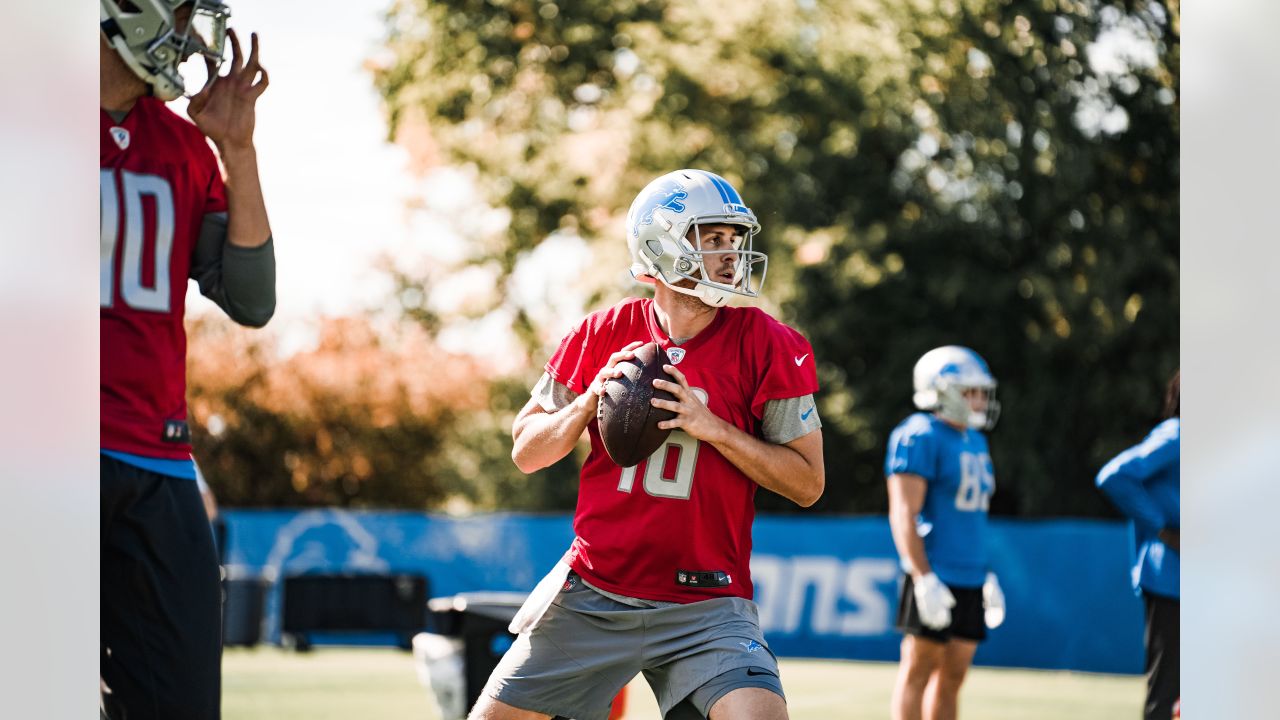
794, 353, 809, 366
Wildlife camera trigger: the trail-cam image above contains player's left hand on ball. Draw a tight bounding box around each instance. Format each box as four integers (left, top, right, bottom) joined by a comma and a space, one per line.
982, 571, 1005, 629
586, 341, 645, 399
651, 364, 724, 442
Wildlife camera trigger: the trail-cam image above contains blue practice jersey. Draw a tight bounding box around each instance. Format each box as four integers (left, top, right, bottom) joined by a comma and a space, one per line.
1096, 418, 1180, 599
885, 412, 994, 588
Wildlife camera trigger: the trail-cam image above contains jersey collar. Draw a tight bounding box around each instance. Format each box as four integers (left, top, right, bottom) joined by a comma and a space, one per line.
644, 298, 726, 356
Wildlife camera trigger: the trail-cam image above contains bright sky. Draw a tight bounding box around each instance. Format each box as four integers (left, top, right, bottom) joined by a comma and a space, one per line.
177, 0, 594, 362
181, 0, 437, 327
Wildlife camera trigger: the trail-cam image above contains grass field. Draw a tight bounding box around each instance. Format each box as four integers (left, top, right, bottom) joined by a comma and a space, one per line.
223, 646, 1142, 720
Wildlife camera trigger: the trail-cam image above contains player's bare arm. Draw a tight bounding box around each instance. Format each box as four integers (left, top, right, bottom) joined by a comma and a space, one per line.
511, 341, 644, 473
652, 364, 824, 507
887, 472, 932, 578
189, 28, 271, 249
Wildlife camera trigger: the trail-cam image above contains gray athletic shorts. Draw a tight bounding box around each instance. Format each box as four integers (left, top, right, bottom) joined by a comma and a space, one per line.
481, 574, 784, 720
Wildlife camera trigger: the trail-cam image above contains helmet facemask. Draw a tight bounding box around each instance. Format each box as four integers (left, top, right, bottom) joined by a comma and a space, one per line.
665, 221, 768, 307
101, 0, 231, 101
932, 382, 1000, 431
183, 2, 229, 64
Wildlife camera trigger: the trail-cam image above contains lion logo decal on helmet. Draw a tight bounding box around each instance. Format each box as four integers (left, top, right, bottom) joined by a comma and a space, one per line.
633, 185, 689, 238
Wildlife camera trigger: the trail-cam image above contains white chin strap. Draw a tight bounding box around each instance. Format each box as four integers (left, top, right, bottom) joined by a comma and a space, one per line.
631, 262, 732, 308
694, 284, 731, 307
107, 34, 183, 101
659, 274, 731, 308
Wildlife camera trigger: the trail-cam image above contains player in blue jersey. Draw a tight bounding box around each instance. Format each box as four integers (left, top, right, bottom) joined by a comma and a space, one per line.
885, 346, 1006, 720
1097, 370, 1179, 720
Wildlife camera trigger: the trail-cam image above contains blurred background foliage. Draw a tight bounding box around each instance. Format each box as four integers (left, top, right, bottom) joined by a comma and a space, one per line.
192, 0, 1177, 516
187, 314, 583, 509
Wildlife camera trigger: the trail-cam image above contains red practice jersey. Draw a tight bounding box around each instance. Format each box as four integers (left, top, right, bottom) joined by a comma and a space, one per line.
547, 297, 818, 603
100, 98, 227, 458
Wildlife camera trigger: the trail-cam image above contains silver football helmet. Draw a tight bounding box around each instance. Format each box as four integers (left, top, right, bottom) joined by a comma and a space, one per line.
912, 346, 1001, 430
100, 0, 230, 101
626, 169, 767, 308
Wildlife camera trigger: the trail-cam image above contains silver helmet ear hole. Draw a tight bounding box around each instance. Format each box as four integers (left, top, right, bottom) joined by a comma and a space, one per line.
645, 240, 665, 258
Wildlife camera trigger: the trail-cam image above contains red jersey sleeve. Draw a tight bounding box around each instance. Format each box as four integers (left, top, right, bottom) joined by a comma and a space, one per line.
545, 318, 597, 395
544, 300, 652, 396
749, 315, 819, 419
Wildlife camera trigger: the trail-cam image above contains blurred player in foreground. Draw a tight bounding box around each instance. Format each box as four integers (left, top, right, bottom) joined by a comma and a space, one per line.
886, 346, 1005, 720
1097, 370, 1180, 720
478, 170, 825, 720
100, 1, 274, 717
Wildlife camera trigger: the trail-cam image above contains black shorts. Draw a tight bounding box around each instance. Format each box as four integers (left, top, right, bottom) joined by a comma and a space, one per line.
895, 574, 986, 643
101, 454, 222, 720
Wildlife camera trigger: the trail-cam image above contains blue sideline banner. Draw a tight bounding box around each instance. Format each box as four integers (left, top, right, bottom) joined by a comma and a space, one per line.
222, 511, 1144, 674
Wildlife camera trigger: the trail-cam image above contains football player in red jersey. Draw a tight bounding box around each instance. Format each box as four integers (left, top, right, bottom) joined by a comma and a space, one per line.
99, 2, 273, 718
473, 170, 825, 720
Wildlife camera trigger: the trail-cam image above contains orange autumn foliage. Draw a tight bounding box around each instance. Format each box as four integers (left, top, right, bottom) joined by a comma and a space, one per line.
185, 313, 491, 508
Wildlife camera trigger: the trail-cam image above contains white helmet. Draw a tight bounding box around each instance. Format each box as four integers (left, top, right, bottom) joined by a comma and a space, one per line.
100, 0, 230, 101
626, 169, 767, 308
912, 346, 1000, 430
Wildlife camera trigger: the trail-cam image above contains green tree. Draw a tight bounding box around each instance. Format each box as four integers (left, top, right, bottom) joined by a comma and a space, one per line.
789, 0, 1179, 516
372, 0, 1178, 515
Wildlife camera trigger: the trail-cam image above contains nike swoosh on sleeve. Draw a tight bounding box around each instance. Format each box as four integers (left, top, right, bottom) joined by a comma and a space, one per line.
793, 354, 809, 366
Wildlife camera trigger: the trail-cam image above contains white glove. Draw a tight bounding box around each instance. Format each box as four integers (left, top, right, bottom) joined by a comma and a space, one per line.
913, 572, 956, 630
982, 571, 1005, 629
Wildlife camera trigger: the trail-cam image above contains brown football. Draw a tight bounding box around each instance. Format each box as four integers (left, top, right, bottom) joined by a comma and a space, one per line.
597, 342, 678, 467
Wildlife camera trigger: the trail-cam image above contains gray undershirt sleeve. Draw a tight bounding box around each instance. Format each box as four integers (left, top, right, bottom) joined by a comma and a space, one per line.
190, 212, 277, 328
762, 394, 822, 444
531, 372, 579, 413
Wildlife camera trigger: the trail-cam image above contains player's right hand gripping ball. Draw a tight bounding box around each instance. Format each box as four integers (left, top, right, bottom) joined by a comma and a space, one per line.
598, 342, 677, 467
